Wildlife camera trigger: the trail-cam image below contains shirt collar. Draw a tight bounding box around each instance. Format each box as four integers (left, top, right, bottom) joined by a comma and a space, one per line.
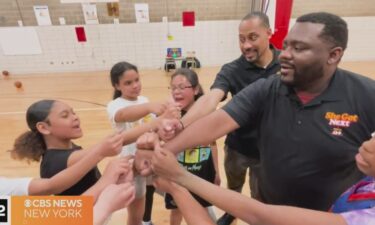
278, 69, 346, 103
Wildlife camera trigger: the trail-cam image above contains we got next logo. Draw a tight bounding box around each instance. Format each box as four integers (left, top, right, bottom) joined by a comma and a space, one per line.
325, 112, 359, 136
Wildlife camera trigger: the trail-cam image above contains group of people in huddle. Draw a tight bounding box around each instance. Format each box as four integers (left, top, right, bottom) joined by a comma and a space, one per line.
1, 11, 375, 225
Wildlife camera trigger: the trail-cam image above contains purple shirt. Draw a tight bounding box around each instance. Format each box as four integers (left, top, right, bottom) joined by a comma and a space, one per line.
337, 177, 375, 224
341, 207, 375, 225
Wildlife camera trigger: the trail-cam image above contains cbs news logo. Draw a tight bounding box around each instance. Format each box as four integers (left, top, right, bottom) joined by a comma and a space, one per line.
0, 196, 92, 225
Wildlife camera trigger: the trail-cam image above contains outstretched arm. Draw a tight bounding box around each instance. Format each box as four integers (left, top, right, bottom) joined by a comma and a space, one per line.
114, 102, 166, 122
93, 183, 135, 225
67, 131, 123, 166
153, 176, 215, 225
28, 136, 122, 195
210, 141, 221, 185
181, 89, 225, 127
164, 109, 239, 155
135, 109, 238, 176
152, 149, 347, 225
158, 89, 225, 141
118, 101, 181, 146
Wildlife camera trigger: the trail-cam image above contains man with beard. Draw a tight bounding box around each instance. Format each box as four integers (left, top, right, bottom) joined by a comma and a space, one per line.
139, 12, 375, 212
163, 11, 280, 225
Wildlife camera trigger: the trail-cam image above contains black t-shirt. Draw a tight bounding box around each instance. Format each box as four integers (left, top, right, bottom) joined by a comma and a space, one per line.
40, 145, 101, 195
165, 145, 215, 209
223, 68, 375, 210
211, 47, 280, 158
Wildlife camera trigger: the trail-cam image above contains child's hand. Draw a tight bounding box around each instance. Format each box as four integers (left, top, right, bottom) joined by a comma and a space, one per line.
148, 102, 167, 116
159, 102, 181, 120
102, 155, 134, 184
94, 183, 135, 224
151, 147, 184, 181
97, 132, 124, 157
134, 132, 160, 176
136, 131, 160, 150
157, 118, 183, 141
134, 149, 154, 176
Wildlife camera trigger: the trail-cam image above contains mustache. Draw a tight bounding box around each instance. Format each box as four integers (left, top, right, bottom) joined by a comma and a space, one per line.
279, 60, 294, 67
244, 48, 256, 52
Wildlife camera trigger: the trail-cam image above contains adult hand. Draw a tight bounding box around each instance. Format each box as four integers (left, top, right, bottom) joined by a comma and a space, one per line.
356, 135, 375, 177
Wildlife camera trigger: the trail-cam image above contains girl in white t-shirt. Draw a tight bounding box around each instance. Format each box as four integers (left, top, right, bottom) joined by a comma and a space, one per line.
107, 61, 174, 225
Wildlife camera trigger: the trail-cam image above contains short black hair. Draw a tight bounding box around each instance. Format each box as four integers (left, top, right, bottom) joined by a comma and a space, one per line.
242, 11, 270, 28
297, 12, 348, 50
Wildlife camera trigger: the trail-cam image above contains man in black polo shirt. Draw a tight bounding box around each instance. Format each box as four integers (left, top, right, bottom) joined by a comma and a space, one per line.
142, 12, 375, 211
177, 11, 280, 225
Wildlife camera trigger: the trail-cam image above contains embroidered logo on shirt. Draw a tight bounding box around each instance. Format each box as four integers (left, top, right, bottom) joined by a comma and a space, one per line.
325, 112, 359, 136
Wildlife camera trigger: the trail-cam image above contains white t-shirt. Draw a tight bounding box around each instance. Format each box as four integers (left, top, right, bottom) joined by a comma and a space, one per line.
0, 177, 33, 195
107, 96, 153, 156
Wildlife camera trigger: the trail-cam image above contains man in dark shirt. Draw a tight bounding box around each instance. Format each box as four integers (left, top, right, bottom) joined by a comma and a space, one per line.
142, 12, 375, 211
176, 12, 280, 225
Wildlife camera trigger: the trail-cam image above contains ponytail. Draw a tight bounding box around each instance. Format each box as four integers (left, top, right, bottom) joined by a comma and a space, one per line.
11, 130, 46, 162
113, 90, 122, 99
10, 99, 55, 162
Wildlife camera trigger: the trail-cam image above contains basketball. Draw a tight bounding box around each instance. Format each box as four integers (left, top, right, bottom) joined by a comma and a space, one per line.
2, 70, 9, 76
14, 81, 22, 89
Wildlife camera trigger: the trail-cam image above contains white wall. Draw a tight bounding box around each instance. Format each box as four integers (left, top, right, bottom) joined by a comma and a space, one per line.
1, 17, 374, 74
0, 21, 240, 74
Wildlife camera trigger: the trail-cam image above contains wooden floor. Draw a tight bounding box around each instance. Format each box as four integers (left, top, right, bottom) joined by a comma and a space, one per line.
0, 62, 374, 225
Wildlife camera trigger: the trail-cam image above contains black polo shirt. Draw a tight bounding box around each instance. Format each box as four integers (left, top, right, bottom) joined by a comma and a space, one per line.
223, 68, 375, 210
211, 47, 280, 158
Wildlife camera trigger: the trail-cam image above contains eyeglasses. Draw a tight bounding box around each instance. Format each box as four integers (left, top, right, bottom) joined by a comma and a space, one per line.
168, 85, 193, 91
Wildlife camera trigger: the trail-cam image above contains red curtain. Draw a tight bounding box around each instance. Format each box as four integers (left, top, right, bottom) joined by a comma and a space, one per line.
269, 0, 293, 49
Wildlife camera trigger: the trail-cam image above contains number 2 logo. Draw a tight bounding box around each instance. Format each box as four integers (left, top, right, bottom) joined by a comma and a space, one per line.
0, 205, 5, 216
0, 199, 8, 223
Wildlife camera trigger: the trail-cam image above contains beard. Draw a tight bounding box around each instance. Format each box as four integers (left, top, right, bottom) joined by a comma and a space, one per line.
281, 62, 324, 90
243, 48, 260, 63
290, 63, 325, 90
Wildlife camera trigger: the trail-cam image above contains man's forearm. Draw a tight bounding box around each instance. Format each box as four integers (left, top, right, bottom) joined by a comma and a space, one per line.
165, 109, 238, 155
181, 89, 224, 127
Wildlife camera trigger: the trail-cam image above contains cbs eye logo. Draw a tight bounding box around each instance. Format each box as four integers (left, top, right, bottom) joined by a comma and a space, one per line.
0, 199, 8, 223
